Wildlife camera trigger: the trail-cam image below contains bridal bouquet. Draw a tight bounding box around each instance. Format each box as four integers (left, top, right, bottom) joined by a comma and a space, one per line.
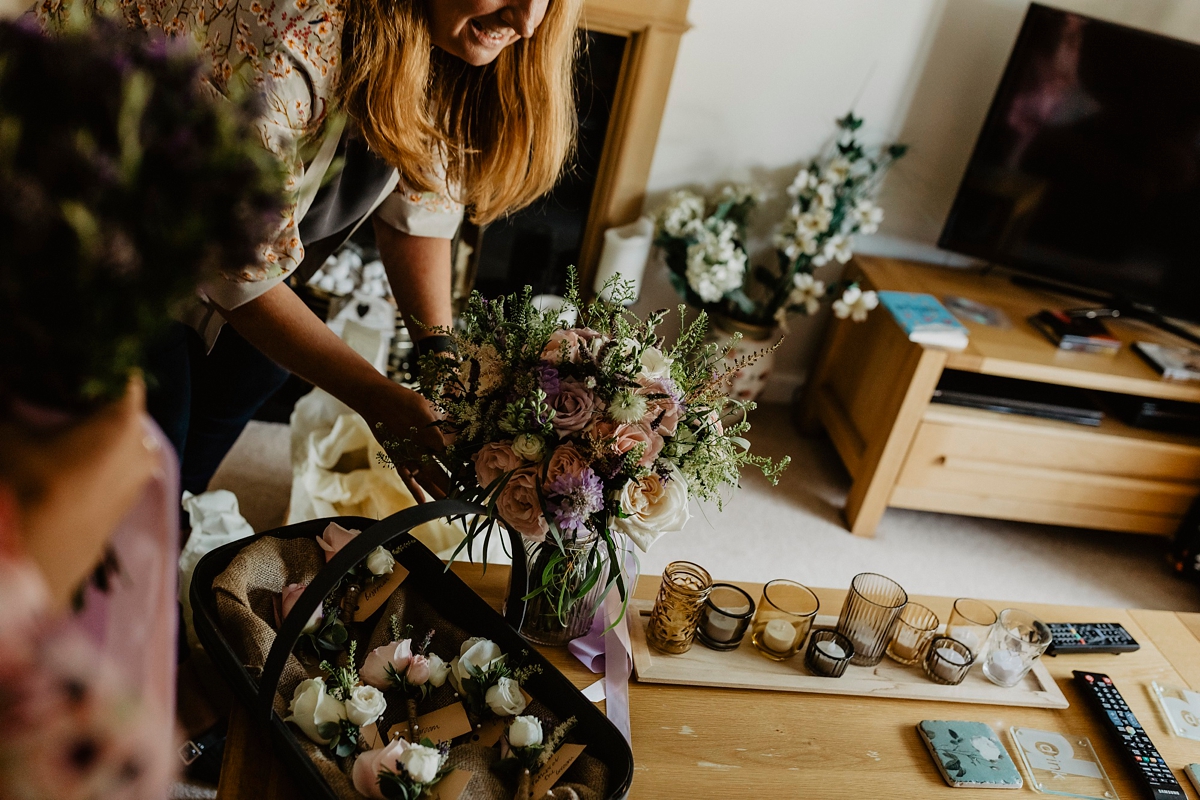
400, 280, 788, 639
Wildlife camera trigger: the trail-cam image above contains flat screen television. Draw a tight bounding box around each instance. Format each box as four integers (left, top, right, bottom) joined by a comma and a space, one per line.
939, 4, 1200, 324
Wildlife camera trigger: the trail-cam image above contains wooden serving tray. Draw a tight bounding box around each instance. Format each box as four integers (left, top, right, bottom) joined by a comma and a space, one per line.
628, 599, 1069, 709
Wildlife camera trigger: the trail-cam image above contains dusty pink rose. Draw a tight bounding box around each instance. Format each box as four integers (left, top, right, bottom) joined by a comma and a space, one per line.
280, 583, 323, 634
594, 420, 664, 468
316, 521, 360, 562
495, 468, 549, 542
540, 328, 606, 364
637, 376, 683, 436
473, 442, 521, 490
550, 378, 597, 434
406, 654, 431, 686
352, 737, 409, 798
361, 640, 413, 689
543, 444, 590, 491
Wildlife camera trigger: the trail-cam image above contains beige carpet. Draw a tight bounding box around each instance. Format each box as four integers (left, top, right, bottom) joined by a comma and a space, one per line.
209, 405, 1200, 614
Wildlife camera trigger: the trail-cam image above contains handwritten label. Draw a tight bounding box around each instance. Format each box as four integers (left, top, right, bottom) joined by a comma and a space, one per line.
425, 770, 472, 800
472, 717, 507, 748
353, 564, 410, 622
387, 702, 473, 745
532, 744, 586, 797
360, 722, 384, 750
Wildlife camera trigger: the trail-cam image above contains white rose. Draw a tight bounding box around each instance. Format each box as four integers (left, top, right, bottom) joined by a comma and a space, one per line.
508, 715, 543, 748
345, 684, 387, 728
426, 653, 451, 688
511, 433, 545, 462
285, 678, 347, 745
612, 464, 691, 552
399, 743, 443, 784
365, 546, 395, 577
449, 638, 504, 693
639, 346, 674, 380
485, 677, 527, 717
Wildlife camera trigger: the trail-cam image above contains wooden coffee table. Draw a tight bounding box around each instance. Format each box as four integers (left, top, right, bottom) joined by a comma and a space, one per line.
216, 564, 1200, 799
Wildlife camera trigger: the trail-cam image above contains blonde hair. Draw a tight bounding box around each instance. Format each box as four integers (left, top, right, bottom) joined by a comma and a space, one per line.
338, 0, 582, 224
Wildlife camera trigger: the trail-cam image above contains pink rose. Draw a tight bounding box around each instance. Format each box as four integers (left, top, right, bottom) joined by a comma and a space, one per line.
550, 378, 597, 434
316, 521, 360, 562
474, 442, 522, 490
280, 583, 323, 634
637, 376, 683, 436
543, 444, 590, 491
361, 640, 412, 690
352, 737, 409, 799
495, 468, 549, 542
593, 420, 664, 468
406, 654, 430, 686
540, 328, 606, 364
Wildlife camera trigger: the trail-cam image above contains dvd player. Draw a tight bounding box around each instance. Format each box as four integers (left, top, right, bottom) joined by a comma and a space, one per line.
931, 371, 1104, 427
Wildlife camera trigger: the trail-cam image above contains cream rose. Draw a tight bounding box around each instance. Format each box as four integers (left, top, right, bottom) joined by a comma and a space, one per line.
495, 468, 549, 542
345, 685, 386, 728
449, 638, 504, 693
365, 546, 395, 577
352, 738, 408, 798
361, 640, 412, 690
426, 653, 451, 688
280, 583, 323, 635
639, 346, 674, 380
286, 678, 347, 745
508, 715, 544, 748
613, 464, 691, 552
540, 328, 603, 364
316, 521, 360, 561
512, 432, 546, 462
399, 743, 443, 784
485, 676, 527, 717
405, 654, 430, 687
473, 442, 521, 490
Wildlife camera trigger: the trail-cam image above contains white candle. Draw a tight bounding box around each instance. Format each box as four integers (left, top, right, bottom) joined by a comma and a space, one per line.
985, 649, 1026, 686
761, 619, 798, 652
594, 217, 653, 304
816, 640, 847, 660
935, 647, 968, 665
704, 612, 740, 642
930, 645, 969, 682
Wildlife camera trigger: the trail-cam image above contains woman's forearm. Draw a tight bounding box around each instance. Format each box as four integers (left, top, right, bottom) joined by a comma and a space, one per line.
372, 218, 453, 341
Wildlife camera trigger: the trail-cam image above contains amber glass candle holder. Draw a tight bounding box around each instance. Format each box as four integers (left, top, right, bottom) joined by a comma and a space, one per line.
945, 598, 998, 658
923, 636, 976, 685
805, 630, 855, 678
750, 580, 819, 661
645, 561, 713, 655
697, 583, 756, 651
836, 573, 908, 667
886, 602, 940, 666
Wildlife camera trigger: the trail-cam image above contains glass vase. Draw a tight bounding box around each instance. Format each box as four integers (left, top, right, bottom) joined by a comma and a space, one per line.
505, 530, 610, 647
645, 562, 713, 654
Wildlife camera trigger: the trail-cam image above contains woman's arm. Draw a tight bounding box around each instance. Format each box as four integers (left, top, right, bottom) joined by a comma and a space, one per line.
215, 283, 446, 497
373, 217, 454, 341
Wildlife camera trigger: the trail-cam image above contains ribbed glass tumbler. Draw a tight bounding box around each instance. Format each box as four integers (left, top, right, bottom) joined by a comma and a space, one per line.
836, 572, 908, 667
645, 561, 713, 655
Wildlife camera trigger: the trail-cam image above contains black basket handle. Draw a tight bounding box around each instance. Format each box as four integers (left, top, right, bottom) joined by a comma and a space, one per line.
257, 498, 484, 721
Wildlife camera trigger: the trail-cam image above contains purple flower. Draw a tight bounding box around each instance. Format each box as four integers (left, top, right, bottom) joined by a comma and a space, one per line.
546, 467, 605, 533
538, 364, 561, 398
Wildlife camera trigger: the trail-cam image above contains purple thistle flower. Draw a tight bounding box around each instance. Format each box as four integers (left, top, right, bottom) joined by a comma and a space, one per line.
546, 467, 605, 533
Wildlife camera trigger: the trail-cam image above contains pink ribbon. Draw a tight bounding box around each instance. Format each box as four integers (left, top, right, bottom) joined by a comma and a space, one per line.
568, 550, 636, 745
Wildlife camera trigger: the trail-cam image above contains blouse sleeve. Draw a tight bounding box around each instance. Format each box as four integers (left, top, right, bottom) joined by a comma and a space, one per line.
373, 179, 465, 239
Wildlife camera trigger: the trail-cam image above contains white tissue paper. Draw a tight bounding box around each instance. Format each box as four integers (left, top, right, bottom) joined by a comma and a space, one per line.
179, 490, 255, 649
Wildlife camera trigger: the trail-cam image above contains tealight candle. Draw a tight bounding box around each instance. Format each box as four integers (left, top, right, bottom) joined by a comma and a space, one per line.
817, 639, 846, 659
697, 583, 756, 651
750, 580, 819, 661
762, 619, 798, 652
984, 648, 1024, 685
981, 609, 1051, 688
805, 630, 855, 678
923, 636, 975, 685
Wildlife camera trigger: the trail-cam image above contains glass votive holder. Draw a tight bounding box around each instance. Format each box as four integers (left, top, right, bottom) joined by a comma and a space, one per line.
945, 598, 998, 658
886, 602, 940, 666
750, 580, 819, 661
982, 608, 1052, 688
645, 561, 713, 655
923, 636, 976, 685
696, 583, 756, 651
805, 630, 855, 678
836, 572, 908, 666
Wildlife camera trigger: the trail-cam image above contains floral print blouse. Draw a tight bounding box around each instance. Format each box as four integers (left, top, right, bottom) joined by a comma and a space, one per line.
38, 0, 464, 312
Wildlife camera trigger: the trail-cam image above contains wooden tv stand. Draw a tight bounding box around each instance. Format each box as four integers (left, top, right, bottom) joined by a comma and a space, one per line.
799, 255, 1200, 537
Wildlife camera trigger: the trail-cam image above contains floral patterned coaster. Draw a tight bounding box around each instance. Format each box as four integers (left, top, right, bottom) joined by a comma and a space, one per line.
918, 720, 1023, 789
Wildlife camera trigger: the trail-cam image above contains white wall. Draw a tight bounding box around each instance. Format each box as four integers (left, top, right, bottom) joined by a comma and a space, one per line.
633, 0, 1200, 402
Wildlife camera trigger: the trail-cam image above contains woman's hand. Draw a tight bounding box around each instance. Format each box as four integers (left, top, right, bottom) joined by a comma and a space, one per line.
361, 380, 449, 502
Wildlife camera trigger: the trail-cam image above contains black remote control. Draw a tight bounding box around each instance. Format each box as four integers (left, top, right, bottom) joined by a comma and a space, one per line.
1048, 622, 1140, 655
1073, 671, 1185, 799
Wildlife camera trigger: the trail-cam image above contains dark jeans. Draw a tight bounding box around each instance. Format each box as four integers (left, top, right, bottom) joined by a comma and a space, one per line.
145, 322, 290, 495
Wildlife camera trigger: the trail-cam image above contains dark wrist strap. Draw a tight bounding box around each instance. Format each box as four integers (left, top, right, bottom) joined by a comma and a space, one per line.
414, 335, 456, 358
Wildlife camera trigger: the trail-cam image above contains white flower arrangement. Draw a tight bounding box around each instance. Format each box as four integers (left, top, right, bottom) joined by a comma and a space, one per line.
286, 641, 382, 757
